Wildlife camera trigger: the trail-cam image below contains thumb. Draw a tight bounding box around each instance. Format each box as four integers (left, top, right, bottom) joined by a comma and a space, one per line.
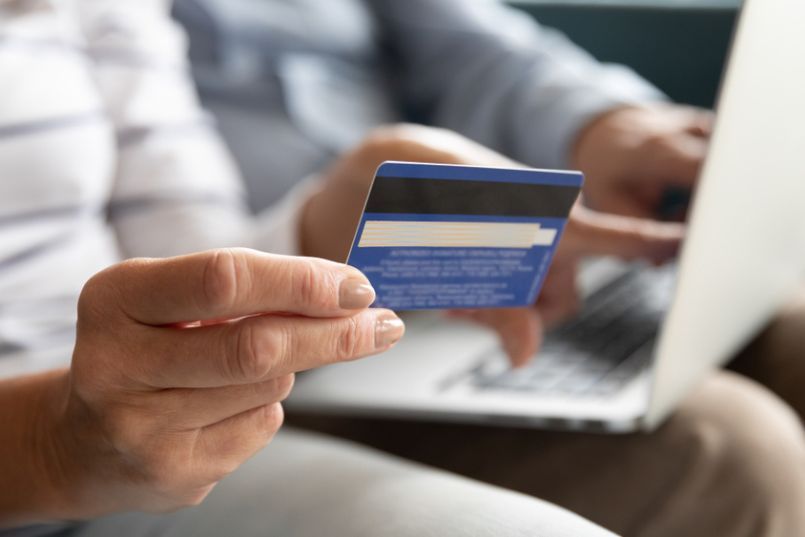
560, 205, 684, 264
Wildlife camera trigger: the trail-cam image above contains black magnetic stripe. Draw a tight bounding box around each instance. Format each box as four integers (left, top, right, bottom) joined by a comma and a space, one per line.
364, 177, 579, 218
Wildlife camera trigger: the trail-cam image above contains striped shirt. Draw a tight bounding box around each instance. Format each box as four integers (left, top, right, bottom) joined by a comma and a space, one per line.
0, 1, 666, 534
0, 0, 304, 378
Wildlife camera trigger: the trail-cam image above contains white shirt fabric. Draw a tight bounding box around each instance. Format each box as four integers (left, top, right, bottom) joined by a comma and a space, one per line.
0, 0, 306, 377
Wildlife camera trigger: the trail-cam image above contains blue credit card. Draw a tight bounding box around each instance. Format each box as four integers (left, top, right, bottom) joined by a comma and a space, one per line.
347, 161, 583, 310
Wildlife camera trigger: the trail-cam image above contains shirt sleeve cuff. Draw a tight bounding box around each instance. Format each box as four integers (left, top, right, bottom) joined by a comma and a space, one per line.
513, 64, 667, 169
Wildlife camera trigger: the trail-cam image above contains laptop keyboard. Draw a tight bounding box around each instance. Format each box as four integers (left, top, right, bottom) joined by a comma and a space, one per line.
457, 265, 676, 398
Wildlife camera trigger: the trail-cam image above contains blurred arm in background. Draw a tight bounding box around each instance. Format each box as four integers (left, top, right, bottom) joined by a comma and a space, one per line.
366, 0, 713, 218
368, 0, 662, 169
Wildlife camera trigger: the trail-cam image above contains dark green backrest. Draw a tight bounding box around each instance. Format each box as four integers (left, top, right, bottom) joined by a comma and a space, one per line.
508, 1, 741, 108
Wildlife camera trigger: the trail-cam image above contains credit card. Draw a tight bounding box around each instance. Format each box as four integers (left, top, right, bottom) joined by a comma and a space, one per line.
347, 161, 583, 310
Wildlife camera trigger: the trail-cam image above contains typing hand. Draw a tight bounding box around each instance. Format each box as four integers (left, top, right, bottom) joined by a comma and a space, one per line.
449, 203, 683, 367
300, 122, 684, 367
572, 104, 713, 220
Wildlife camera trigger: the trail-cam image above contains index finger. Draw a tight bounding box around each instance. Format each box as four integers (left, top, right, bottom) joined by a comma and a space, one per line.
136, 307, 405, 388
448, 308, 542, 368
102, 248, 376, 325
561, 205, 684, 263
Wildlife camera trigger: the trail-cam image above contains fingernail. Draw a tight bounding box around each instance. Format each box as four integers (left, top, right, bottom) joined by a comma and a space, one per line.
339, 278, 376, 309
375, 312, 405, 349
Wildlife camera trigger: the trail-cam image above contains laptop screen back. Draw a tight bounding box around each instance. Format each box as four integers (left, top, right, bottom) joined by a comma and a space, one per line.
645, 0, 805, 428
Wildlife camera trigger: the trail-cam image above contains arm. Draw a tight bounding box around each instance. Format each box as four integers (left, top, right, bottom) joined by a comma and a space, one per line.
0, 370, 71, 527
0, 249, 401, 526
76, 0, 304, 258
299, 124, 683, 364
366, 0, 664, 169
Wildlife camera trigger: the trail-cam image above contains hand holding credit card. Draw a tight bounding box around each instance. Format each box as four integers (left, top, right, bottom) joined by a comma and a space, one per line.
347, 161, 583, 310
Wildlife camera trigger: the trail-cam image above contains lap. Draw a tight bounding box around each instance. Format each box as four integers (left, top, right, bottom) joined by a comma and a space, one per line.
66, 428, 614, 537
57, 291, 805, 537
730, 286, 805, 417
288, 370, 805, 537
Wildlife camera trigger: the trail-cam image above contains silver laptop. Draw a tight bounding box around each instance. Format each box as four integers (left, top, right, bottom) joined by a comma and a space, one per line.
287, 0, 805, 432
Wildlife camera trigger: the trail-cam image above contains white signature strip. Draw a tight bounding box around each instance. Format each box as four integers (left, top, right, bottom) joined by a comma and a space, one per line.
358, 221, 557, 248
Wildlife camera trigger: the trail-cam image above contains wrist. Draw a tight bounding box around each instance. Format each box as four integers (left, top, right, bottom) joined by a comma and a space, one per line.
35, 369, 94, 521
0, 369, 80, 526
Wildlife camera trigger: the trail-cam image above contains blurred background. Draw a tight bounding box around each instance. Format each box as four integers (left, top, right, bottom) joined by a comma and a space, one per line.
170, 0, 740, 212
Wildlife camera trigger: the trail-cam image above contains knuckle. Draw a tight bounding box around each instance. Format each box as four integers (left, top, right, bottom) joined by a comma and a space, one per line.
139, 457, 188, 502
139, 451, 173, 485
100, 406, 152, 456
644, 131, 674, 153
271, 324, 298, 373
290, 258, 332, 309
109, 428, 213, 509
230, 323, 275, 382
201, 249, 250, 313
138, 441, 197, 494
77, 262, 137, 323
334, 316, 365, 362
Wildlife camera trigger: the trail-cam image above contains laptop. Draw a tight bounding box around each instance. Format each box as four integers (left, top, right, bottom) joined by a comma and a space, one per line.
286, 0, 805, 432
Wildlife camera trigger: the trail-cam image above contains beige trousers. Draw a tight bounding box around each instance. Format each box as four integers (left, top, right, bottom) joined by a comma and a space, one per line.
289, 290, 805, 537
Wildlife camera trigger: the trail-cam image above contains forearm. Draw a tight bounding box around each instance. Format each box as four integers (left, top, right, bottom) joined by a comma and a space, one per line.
369, 0, 663, 168
0, 369, 73, 528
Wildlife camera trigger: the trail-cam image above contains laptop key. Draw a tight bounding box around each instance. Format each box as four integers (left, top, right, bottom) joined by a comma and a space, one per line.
457, 266, 672, 397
